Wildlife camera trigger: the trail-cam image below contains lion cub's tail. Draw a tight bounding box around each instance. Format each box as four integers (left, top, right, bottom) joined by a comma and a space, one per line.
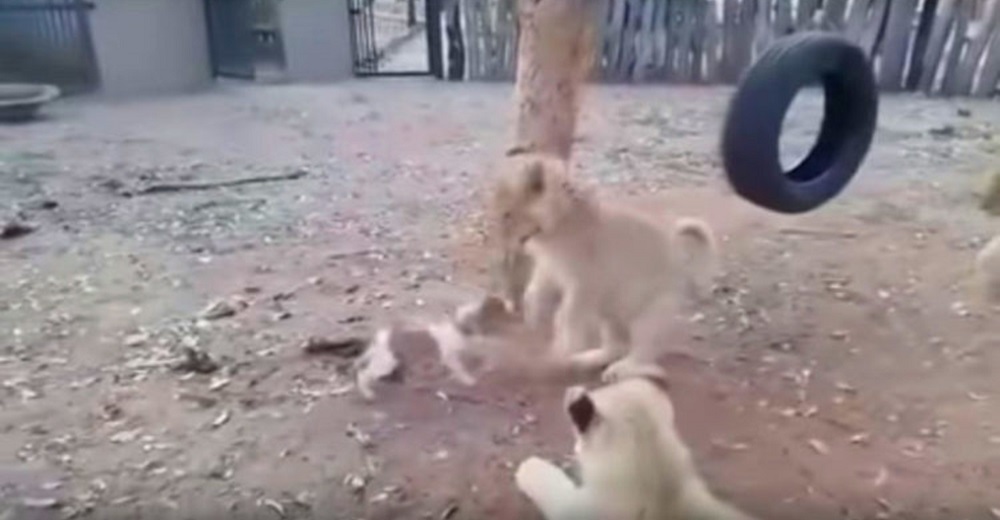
670, 217, 718, 300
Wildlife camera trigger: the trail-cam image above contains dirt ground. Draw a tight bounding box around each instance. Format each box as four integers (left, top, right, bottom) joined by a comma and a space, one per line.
1, 80, 1000, 520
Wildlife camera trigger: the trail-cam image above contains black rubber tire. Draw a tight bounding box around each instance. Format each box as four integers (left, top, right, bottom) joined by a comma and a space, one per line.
721, 32, 878, 214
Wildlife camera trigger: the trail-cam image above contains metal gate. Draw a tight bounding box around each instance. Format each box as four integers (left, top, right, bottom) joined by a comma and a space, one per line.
204, 0, 256, 79
0, 0, 99, 93
347, 0, 442, 77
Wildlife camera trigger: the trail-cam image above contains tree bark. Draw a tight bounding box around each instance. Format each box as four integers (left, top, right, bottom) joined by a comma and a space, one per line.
510, 0, 601, 159
497, 0, 601, 311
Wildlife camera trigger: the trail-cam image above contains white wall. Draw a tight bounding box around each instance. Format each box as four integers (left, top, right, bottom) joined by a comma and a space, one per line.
278, 0, 353, 82
89, 0, 213, 97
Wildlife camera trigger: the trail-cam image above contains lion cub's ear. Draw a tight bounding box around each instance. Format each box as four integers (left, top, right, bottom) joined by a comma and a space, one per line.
565, 386, 597, 434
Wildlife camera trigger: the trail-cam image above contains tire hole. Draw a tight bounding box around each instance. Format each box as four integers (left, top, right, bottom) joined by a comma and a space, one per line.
778, 83, 826, 174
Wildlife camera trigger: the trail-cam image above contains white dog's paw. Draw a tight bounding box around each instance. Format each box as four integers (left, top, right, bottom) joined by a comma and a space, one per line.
515, 456, 566, 495
601, 358, 668, 385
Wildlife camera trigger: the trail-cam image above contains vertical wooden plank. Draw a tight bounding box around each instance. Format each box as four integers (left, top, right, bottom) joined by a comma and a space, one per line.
492, 0, 506, 80
674, 0, 698, 80
824, 0, 849, 30
954, 0, 999, 94
973, 28, 1000, 96
633, 0, 657, 80
462, 0, 481, 79
858, 0, 890, 57
446, 0, 466, 80
940, 0, 974, 95
721, 0, 739, 81
919, 0, 956, 91
734, 0, 756, 76
618, 0, 640, 80
878, 0, 919, 90
606, 0, 627, 79
596, 0, 612, 76
754, 0, 774, 56
479, 0, 500, 79
796, 0, 819, 29
497, 0, 516, 80
690, 0, 708, 81
649, 0, 668, 77
774, 0, 793, 36
845, 0, 872, 42
906, 0, 940, 89
704, 0, 722, 82
664, 0, 683, 79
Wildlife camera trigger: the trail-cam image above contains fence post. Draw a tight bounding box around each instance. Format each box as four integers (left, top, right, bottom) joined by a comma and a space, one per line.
445, 0, 464, 80
425, 0, 444, 78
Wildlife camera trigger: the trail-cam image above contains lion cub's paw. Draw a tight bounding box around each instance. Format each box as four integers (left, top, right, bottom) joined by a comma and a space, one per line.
601, 358, 668, 385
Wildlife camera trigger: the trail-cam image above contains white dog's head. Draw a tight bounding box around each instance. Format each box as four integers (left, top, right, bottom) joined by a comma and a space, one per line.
563, 377, 689, 501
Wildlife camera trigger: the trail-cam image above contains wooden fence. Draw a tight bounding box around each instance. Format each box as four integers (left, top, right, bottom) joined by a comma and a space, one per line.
447, 0, 1000, 98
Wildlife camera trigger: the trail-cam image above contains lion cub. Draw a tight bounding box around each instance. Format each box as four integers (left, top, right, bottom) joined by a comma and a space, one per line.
515, 377, 755, 520
492, 153, 716, 380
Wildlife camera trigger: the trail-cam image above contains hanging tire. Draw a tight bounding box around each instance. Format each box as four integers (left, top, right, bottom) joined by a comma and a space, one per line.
720, 32, 879, 214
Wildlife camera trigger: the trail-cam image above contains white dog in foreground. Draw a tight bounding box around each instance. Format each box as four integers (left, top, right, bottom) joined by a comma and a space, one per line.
515, 377, 756, 520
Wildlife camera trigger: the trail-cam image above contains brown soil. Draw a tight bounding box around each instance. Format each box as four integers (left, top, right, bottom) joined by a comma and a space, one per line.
1, 81, 999, 519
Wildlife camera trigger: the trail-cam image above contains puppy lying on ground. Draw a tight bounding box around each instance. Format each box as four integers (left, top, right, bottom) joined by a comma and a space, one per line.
491, 152, 717, 382
515, 377, 756, 520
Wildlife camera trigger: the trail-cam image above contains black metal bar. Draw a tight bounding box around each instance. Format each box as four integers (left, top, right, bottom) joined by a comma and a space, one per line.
354, 70, 433, 78
425, 0, 443, 79
0, 2, 93, 12
366, 0, 378, 72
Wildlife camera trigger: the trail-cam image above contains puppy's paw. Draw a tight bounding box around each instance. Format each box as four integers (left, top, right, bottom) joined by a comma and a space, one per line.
601, 358, 668, 386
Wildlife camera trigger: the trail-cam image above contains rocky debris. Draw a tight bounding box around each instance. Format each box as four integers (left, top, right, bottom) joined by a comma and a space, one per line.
301, 335, 367, 357
198, 297, 247, 321
172, 346, 220, 374
1, 218, 35, 239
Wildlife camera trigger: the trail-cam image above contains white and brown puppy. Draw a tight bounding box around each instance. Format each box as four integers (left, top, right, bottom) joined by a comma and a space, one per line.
492, 153, 717, 381
516, 377, 755, 520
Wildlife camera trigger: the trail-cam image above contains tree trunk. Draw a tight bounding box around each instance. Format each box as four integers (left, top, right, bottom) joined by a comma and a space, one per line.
511, 0, 601, 159
498, 0, 602, 311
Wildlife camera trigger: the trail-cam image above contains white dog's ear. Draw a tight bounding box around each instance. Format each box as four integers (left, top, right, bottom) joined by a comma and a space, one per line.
565, 386, 597, 434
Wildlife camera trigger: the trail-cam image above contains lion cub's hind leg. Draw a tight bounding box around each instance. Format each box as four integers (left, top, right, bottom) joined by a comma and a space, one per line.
522, 261, 563, 339
551, 286, 601, 356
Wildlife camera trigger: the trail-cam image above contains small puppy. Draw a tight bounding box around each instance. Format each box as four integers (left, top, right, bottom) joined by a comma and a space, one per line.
492, 153, 716, 381
515, 377, 756, 520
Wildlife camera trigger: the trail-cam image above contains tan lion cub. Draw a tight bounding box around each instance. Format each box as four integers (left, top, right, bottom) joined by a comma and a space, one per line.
492, 153, 716, 380
515, 377, 756, 520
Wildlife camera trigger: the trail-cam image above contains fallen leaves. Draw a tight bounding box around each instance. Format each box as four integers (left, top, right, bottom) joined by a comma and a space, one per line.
210, 409, 231, 429
807, 438, 830, 455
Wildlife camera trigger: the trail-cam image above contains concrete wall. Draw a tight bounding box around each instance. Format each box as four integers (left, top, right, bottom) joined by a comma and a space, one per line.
278, 0, 353, 82
89, 0, 213, 96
